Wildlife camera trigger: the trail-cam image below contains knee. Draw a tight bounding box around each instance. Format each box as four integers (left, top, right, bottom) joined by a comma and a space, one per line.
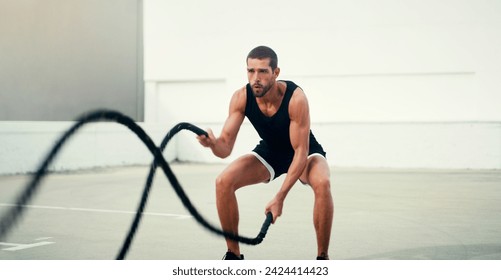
215, 173, 235, 196
311, 177, 331, 197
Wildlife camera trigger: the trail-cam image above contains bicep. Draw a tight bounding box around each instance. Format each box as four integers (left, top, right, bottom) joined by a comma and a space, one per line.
289, 90, 310, 152
220, 89, 246, 146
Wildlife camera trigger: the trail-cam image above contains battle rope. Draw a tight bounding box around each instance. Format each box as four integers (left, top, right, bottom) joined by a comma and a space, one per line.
0, 110, 273, 259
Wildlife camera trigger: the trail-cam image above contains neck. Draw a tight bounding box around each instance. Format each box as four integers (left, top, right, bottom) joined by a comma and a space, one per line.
258, 81, 283, 103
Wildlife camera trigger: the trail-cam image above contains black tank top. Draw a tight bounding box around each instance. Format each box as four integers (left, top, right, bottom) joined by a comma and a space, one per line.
245, 80, 323, 153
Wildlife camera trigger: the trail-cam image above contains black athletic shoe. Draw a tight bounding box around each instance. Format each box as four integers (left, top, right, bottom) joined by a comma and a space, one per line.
222, 251, 244, 260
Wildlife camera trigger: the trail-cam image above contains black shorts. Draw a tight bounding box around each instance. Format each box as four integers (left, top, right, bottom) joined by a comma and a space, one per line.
251, 140, 326, 181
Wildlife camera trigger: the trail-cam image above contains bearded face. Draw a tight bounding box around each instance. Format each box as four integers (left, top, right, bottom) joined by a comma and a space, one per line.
247, 58, 279, 98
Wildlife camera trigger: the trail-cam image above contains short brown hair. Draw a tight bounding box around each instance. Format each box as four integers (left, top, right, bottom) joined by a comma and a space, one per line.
247, 46, 278, 71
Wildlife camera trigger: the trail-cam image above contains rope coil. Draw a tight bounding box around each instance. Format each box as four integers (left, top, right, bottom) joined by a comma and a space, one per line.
0, 110, 273, 259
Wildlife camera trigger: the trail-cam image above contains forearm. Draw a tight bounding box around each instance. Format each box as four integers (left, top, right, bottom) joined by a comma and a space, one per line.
276, 149, 308, 200
265, 149, 307, 223
210, 137, 233, 158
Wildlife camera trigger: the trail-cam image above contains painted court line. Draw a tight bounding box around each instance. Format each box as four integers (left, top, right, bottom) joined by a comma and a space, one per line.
0, 237, 55, 251
0, 203, 192, 219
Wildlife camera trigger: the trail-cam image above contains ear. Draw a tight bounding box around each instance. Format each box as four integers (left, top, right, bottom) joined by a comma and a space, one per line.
274, 67, 280, 78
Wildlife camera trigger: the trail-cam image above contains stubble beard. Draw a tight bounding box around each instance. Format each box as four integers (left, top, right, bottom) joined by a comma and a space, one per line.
252, 83, 273, 98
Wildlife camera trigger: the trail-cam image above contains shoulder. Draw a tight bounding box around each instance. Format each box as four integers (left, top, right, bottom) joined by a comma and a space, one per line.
289, 85, 309, 109
281, 80, 306, 103
287, 83, 309, 121
229, 85, 248, 112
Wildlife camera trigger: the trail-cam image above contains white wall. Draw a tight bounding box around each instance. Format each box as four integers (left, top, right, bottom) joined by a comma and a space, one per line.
144, 0, 501, 122
174, 122, 501, 170
142, 0, 501, 169
0, 122, 177, 175
1, 120, 499, 175
2, 1, 500, 174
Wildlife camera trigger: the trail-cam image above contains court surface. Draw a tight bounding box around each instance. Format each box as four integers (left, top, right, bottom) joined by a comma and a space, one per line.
1, 163, 500, 260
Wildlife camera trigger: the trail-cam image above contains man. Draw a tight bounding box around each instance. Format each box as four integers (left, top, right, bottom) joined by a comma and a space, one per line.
197, 46, 333, 260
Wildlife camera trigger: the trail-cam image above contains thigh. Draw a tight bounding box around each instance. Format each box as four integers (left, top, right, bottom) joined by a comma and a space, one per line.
219, 154, 271, 190
299, 155, 331, 186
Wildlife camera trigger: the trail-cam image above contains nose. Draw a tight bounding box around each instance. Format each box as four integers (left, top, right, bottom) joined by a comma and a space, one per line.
252, 72, 260, 83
